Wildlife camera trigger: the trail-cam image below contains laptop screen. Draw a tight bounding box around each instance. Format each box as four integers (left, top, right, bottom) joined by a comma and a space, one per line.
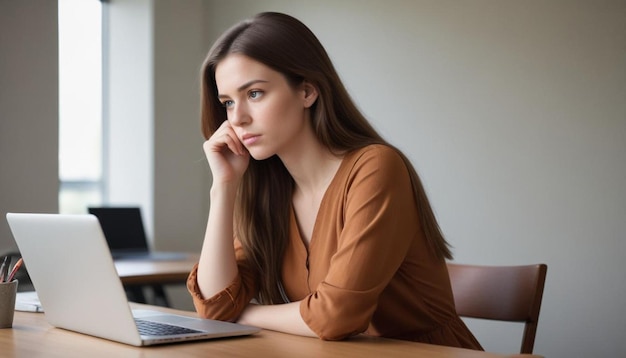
88, 207, 148, 252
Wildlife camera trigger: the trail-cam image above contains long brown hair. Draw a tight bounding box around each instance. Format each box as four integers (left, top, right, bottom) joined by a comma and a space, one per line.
200, 12, 452, 304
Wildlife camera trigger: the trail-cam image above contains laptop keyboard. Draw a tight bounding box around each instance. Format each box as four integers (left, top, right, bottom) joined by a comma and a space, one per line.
135, 319, 203, 336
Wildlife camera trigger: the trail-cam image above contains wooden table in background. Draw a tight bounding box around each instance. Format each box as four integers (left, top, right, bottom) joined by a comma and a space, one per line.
114, 253, 199, 286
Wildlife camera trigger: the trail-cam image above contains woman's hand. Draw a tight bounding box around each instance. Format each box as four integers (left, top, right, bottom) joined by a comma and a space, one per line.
203, 120, 250, 185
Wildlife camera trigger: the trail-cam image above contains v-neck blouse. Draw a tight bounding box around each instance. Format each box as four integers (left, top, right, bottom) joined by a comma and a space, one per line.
187, 144, 482, 349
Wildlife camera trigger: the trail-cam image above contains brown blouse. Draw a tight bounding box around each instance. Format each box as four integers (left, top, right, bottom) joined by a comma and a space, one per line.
187, 144, 482, 349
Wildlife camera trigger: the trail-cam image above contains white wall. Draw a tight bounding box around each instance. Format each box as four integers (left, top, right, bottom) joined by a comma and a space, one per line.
197, 1, 625, 357
0, 1, 59, 253
105, 0, 155, 238
152, 0, 208, 254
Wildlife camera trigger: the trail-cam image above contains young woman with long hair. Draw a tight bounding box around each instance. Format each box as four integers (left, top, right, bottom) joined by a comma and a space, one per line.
187, 11, 481, 349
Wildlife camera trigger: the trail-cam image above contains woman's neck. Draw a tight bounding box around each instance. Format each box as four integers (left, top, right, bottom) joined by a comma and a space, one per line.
279, 136, 343, 198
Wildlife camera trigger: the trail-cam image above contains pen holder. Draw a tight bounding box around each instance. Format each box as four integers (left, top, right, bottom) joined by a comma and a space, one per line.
0, 280, 18, 328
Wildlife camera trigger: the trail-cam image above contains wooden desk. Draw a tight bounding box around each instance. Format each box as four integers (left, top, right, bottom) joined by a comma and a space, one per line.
114, 254, 199, 286
1, 304, 515, 358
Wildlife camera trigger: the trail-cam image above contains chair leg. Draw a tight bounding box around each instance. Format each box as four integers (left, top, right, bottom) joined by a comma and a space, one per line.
151, 285, 170, 307
125, 286, 147, 303
124, 285, 170, 307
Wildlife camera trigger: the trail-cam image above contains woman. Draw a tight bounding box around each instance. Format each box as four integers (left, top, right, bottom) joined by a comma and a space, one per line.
187, 11, 482, 349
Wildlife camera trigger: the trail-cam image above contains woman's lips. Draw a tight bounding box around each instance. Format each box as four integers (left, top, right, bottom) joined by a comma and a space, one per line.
242, 134, 261, 146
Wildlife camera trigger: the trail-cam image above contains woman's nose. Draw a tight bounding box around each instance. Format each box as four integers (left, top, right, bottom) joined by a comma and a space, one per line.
229, 103, 250, 126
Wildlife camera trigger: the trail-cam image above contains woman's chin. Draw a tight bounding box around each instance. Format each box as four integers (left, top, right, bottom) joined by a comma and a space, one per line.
247, 149, 273, 161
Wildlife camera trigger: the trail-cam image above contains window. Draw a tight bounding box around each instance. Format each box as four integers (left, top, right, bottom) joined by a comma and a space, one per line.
58, 0, 104, 214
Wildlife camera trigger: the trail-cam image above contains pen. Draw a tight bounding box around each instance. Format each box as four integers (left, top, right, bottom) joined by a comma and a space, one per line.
0, 256, 9, 282
7, 257, 23, 282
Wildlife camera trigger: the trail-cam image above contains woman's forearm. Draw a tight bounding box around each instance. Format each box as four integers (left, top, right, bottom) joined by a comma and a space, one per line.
237, 301, 316, 337
196, 184, 239, 299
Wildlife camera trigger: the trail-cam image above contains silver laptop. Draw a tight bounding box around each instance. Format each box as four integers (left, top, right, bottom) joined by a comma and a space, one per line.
6, 213, 260, 346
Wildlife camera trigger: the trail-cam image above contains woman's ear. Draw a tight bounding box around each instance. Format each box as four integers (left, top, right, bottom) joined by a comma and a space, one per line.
302, 81, 319, 108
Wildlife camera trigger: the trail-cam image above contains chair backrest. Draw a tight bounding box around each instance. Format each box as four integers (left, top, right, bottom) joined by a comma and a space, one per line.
447, 263, 547, 354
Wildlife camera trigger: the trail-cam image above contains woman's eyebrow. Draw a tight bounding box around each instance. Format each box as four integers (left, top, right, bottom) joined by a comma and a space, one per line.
218, 79, 269, 99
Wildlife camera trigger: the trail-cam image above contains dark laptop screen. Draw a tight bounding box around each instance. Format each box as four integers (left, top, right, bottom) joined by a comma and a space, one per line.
88, 207, 149, 252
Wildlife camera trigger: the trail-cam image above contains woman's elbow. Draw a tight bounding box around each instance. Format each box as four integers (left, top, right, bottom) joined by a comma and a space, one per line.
193, 300, 241, 322
307, 316, 368, 341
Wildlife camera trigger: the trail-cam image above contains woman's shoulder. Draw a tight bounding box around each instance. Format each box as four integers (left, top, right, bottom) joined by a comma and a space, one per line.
335, 144, 411, 187
346, 144, 406, 170
332, 144, 415, 203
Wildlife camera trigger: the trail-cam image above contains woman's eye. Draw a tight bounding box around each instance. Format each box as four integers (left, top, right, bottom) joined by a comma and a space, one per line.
222, 100, 234, 108
249, 90, 263, 99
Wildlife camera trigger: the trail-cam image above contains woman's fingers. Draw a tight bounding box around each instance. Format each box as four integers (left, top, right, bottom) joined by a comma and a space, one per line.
207, 121, 245, 156
203, 121, 250, 184
221, 131, 245, 156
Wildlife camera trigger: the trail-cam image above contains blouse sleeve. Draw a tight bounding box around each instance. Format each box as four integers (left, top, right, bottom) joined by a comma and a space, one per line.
186, 238, 258, 321
300, 146, 420, 340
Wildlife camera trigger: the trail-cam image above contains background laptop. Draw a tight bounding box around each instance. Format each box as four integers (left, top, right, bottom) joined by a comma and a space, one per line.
87, 207, 187, 261
6, 213, 260, 346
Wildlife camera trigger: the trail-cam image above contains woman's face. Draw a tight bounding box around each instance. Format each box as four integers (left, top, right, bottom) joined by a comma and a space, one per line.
214, 54, 316, 160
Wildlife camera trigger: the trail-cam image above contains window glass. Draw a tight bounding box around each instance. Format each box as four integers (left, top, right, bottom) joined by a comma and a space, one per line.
58, 0, 103, 214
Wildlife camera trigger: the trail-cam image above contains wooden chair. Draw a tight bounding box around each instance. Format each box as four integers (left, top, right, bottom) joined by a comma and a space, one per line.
447, 263, 547, 354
